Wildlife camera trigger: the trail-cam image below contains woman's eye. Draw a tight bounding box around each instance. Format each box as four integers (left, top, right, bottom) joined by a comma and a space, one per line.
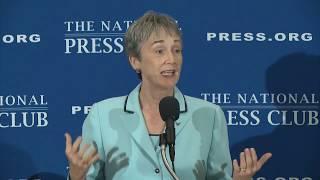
175, 49, 182, 53
156, 49, 163, 54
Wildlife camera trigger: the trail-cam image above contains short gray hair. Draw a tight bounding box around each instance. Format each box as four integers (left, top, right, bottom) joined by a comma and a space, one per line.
125, 11, 182, 58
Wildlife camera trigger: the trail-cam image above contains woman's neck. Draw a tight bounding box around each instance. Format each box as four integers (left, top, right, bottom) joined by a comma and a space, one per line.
139, 83, 174, 111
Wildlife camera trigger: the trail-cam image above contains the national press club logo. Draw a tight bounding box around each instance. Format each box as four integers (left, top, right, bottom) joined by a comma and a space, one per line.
0, 94, 48, 128
201, 92, 319, 126
63, 20, 134, 54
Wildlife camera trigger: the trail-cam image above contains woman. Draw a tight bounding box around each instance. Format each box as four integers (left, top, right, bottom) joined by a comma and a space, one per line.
65, 11, 272, 180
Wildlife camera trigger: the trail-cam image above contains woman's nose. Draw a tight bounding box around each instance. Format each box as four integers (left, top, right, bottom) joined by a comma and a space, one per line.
165, 51, 176, 64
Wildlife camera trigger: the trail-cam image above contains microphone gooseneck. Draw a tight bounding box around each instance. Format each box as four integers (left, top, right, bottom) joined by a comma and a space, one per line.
159, 96, 180, 180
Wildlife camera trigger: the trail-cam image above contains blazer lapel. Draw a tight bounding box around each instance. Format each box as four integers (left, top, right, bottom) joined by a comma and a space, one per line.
174, 87, 190, 137
121, 84, 159, 166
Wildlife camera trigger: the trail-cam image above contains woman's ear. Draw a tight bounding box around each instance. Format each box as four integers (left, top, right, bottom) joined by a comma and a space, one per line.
129, 56, 141, 72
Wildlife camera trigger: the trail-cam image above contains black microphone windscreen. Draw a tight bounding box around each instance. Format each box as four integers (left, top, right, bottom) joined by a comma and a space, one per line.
159, 96, 180, 121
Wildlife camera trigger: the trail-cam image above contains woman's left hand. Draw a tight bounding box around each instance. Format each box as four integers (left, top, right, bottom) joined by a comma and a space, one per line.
232, 148, 272, 180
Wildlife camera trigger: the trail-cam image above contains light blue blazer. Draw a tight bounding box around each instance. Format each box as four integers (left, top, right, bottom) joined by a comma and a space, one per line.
82, 84, 232, 180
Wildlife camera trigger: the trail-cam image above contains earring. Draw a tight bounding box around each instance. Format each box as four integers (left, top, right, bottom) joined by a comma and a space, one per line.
135, 69, 141, 73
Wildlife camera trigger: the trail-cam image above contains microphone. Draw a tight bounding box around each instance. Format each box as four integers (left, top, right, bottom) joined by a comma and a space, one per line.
159, 96, 180, 169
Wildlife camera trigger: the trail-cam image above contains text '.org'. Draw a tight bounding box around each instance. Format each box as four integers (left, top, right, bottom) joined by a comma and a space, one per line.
207, 32, 312, 42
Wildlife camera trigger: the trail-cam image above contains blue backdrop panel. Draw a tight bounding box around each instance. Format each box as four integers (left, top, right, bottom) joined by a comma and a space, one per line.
1, 0, 319, 179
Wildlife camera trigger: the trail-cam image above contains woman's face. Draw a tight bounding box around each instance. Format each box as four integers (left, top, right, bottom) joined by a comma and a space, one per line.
131, 28, 183, 91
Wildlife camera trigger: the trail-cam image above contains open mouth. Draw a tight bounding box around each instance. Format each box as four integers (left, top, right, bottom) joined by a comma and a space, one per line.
160, 70, 176, 77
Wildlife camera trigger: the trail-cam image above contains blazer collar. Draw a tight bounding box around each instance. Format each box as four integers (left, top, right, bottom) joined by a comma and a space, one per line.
124, 83, 190, 136
124, 83, 188, 114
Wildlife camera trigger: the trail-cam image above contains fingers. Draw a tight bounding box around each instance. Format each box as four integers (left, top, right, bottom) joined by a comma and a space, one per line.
83, 145, 99, 164
65, 133, 72, 155
257, 152, 272, 170
84, 145, 97, 162
65, 133, 99, 180
244, 148, 253, 170
250, 148, 258, 163
240, 151, 246, 170
72, 136, 82, 153
65, 133, 98, 165
250, 148, 258, 171
233, 148, 272, 180
79, 144, 91, 158
88, 153, 100, 166
235, 148, 260, 174
233, 159, 240, 172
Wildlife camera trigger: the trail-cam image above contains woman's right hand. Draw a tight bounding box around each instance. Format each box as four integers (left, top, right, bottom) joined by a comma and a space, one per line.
65, 132, 100, 180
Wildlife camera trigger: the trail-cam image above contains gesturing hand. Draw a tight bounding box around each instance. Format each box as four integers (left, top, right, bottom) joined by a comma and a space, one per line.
232, 148, 272, 180
65, 133, 100, 180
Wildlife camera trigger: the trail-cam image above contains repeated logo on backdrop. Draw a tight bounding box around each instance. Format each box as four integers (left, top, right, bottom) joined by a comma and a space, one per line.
201, 93, 319, 126
0, 94, 48, 128
63, 20, 133, 54
63, 19, 182, 54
